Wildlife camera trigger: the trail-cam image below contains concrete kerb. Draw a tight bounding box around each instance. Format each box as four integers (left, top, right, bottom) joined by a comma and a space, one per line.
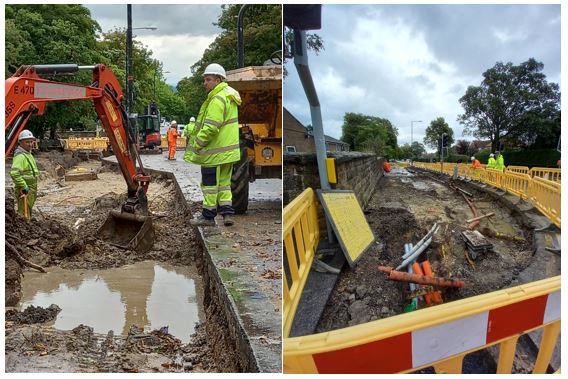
101, 157, 281, 373
197, 228, 282, 373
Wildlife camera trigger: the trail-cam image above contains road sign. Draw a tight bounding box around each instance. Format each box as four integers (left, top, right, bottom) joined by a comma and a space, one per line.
317, 190, 375, 267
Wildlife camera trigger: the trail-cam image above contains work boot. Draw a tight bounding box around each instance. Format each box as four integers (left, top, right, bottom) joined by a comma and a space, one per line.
190, 215, 216, 227
222, 214, 234, 226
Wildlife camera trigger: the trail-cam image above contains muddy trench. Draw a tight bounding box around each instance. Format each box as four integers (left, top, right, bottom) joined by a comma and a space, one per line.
4, 152, 235, 373
316, 167, 548, 373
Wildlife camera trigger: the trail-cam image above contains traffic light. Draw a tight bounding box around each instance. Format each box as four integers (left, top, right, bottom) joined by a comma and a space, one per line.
149, 102, 158, 116
442, 133, 449, 147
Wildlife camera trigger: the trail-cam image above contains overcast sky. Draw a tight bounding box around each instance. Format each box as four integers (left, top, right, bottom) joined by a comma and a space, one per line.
283, 4, 561, 149
85, 4, 223, 86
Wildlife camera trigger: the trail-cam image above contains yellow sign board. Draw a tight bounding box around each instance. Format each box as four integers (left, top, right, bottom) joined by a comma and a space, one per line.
317, 190, 375, 267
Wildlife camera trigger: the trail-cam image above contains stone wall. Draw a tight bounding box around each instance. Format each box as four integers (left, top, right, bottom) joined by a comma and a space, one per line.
283, 151, 384, 208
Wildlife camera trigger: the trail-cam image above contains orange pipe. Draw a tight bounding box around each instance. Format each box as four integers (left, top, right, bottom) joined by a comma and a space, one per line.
412, 262, 432, 305
378, 266, 465, 288
421, 261, 443, 304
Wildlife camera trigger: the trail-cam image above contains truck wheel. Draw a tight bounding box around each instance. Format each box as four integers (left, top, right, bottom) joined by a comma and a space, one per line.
231, 150, 250, 214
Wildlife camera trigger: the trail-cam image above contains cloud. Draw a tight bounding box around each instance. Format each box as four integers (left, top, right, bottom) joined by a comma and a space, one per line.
142, 34, 218, 84
86, 4, 221, 35
284, 4, 560, 149
85, 4, 222, 85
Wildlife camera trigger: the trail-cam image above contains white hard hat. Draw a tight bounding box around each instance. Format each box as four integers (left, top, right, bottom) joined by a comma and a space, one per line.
203, 63, 226, 79
18, 130, 35, 141
190, 117, 196, 122
171, 120, 177, 125
470, 156, 475, 161
489, 153, 494, 157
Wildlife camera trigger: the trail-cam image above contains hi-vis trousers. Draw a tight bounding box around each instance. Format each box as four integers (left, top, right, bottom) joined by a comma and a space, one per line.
201, 163, 234, 219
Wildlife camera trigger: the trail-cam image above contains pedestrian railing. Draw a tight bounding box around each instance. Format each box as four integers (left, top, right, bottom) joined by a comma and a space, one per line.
284, 276, 560, 374
283, 187, 320, 338
530, 167, 561, 183
412, 162, 561, 228
530, 177, 561, 228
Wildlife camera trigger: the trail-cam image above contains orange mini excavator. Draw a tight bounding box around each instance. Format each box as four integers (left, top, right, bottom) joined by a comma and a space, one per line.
5, 64, 154, 253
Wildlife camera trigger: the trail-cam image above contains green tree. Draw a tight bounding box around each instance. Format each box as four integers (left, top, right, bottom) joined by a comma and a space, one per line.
454, 139, 471, 155
458, 58, 560, 152
5, 19, 35, 76
283, 29, 324, 77
424, 117, 454, 154
341, 113, 398, 156
397, 142, 425, 160
409, 142, 426, 159
178, 4, 282, 118
5, 5, 104, 137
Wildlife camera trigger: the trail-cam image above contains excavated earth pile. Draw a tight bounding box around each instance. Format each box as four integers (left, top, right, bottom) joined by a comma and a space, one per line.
318, 169, 535, 331
5, 154, 216, 372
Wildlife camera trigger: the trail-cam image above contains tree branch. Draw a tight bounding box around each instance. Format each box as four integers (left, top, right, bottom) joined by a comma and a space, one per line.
5, 241, 47, 273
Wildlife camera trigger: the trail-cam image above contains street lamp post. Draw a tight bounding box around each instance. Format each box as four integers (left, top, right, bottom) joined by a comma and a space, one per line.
410, 120, 423, 147
126, 5, 157, 115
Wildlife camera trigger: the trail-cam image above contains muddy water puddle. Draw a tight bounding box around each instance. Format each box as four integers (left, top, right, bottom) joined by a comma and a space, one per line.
19, 261, 204, 343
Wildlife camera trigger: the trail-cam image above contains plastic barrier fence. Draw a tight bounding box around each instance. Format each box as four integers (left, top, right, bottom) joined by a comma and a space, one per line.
530, 168, 560, 183
284, 276, 560, 374
283, 188, 320, 338
502, 171, 532, 200
506, 166, 530, 175
395, 162, 411, 168
65, 137, 109, 151
530, 177, 561, 228
483, 168, 504, 189
160, 136, 187, 149
410, 163, 560, 227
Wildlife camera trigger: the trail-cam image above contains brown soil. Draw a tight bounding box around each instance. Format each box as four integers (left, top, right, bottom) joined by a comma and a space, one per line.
5, 152, 215, 373
317, 169, 534, 332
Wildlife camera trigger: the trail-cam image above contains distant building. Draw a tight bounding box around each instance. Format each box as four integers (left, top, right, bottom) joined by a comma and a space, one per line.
283, 107, 349, 153
324, 134, 350, 152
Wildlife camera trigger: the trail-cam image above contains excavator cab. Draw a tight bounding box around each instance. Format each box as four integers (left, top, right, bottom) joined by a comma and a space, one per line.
136, 102, 162, 151
5, 64, 155, 253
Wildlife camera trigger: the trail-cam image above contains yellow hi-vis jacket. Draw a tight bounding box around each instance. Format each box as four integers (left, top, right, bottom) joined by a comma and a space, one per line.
184, 121, 196, 138
184, 82, 241, 166
495, 154, 505, 171
487, 157, 496, 169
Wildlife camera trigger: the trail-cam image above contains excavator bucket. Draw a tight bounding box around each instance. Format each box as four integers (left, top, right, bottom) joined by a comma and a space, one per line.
97, 210, 154, 253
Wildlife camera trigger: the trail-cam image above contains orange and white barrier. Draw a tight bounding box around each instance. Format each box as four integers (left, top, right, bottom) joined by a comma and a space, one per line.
284, 277, 560, 374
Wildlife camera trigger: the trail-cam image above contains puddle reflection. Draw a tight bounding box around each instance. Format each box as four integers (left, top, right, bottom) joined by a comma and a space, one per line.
19, 261, 204, 343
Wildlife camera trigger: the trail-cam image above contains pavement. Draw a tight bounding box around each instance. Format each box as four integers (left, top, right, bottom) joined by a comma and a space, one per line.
104, 149, 282, 373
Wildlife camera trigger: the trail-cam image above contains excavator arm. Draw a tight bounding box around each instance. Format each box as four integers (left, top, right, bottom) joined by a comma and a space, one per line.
5, 64, 151, 214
